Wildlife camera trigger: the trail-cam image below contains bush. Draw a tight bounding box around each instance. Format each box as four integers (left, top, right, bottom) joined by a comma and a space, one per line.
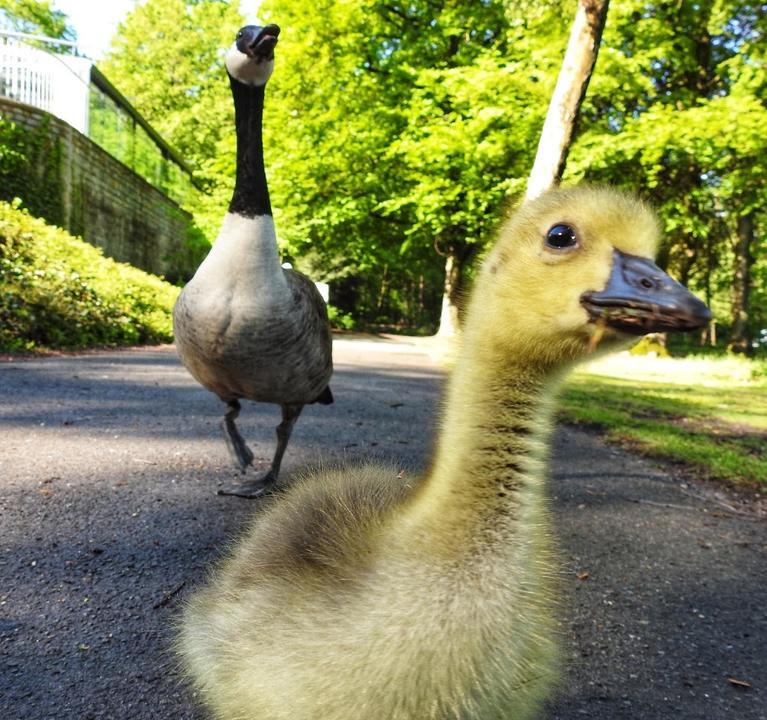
0, 200, 179, 351
326, 304, 356, 331
629, 334, 670, 357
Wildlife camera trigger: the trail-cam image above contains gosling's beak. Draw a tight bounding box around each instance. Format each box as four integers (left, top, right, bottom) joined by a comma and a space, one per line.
580, 250, 711, 335
249, 24, 280, 59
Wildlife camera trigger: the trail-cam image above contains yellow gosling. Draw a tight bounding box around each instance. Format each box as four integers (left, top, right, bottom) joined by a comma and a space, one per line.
179, 186, 710, 720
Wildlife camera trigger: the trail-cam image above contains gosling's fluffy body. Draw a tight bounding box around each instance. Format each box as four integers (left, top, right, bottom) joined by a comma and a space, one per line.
180, 187, 662, 719
182, 462, 558, 720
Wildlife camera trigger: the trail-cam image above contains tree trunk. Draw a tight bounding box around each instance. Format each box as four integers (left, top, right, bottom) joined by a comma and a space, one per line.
701, 230, 715, 346
376, 263, 389, 312
525, 0, 610, 201
729, 213, 754, 354
437, 253, 461, 337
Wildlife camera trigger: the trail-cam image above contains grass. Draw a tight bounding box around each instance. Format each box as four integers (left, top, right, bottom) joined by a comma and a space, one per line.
560, 353, 767, 489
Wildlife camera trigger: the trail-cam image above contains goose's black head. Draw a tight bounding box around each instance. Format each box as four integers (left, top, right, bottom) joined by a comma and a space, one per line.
226, 24, 280, 86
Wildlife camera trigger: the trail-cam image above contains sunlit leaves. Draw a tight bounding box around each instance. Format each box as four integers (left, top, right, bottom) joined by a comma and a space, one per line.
567, 0, 767, 338
0, 0, 75, 44
256, 0, 566, 325
0, 201, 178, 350
101, 0, 244, 237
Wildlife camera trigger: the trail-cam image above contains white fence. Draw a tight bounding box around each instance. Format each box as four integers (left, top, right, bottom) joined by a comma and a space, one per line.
0, 33, 91, 134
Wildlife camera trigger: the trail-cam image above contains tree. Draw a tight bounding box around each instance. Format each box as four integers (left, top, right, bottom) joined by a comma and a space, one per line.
525, 0, 609, 201
97, 0, 767, 344
730, 213, 754, 353
566, 0, 767, 349
0, 0, 76, 51
385, 49, 555, 334
101, 0, 244, 238
258, 0, 567, 332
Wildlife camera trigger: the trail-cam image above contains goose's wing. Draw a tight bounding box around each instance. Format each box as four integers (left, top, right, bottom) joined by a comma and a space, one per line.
284, 266, 333, 379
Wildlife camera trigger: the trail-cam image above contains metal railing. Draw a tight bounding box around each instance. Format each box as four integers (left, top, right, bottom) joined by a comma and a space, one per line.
0, 31, 90, 133
0, 28, 79, 51
0, 30, 196, 205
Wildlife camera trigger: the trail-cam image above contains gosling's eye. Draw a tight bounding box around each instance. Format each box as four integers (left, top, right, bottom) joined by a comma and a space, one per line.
236, 30, 243, 39
546, 224, 578, 250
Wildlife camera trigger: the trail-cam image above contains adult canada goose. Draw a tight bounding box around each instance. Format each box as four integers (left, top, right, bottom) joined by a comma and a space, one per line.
173, 24, 333, 498
179, 187, 710, 719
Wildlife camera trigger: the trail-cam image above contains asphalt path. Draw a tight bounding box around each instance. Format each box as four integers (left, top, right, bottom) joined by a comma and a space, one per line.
0, 337, 764, 720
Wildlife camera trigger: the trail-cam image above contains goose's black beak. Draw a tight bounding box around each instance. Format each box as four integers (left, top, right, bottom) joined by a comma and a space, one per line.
580, 250, 711, 335
250, 24, 280, 58
237, 24, 280, 60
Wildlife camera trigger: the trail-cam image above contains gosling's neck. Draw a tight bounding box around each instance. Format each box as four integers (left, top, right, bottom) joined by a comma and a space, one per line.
409, 327, 566, 549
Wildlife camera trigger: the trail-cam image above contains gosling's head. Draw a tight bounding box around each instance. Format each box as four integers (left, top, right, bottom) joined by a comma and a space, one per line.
473, 186, 710, 365
225, 23, 280, 86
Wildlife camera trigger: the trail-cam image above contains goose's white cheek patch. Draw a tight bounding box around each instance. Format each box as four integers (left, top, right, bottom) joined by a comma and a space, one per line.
225, 44, 273, 86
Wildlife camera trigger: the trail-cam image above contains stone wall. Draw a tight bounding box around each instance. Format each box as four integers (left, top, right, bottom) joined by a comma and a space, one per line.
0, 96, 199, 281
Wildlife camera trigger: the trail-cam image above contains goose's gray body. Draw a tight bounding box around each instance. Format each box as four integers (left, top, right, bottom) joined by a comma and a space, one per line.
174, 215, 332, 407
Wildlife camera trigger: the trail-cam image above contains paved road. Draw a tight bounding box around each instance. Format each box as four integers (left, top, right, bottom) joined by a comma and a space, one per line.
0, 338, 764, 720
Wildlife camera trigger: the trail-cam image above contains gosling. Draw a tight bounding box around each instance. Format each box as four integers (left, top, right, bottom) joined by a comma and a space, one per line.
179, 186, 710, 719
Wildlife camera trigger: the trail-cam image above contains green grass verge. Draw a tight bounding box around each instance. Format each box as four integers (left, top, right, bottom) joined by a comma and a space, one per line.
560, 354, 767, 488
0, 200, 179, 352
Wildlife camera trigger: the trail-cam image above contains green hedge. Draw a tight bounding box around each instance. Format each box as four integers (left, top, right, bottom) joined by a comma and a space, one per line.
0, 200, 179, 351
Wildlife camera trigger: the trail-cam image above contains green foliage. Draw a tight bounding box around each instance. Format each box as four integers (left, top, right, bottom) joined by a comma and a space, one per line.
567, 0, 767, 341
750, 359, 767, 381
0, 0, 75, 48
98, 0, 766, 342
0, 117, 64, 224
0, 201, 179, 351
629, 335, 670, 357
86, 83, 197, 208
257, 0, 566, 328
101, 0, 244, 238
326, 304, 356, 331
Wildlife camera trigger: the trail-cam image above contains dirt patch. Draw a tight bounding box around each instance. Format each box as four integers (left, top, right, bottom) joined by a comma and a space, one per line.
672, 416, 767, 458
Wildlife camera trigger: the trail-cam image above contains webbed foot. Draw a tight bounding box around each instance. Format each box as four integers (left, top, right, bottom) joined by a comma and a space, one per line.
217, 470, 277, 499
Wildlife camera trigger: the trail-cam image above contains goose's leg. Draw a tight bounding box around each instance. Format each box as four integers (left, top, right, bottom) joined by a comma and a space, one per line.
267, 403, 304, 481
221, 400, 254, 472
218, 404, 304, 499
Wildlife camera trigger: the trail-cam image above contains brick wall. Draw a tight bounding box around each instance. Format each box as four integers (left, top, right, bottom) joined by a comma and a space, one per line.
1, 96, 198, 281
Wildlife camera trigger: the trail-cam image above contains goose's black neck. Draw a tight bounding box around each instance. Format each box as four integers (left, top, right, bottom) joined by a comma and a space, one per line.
228, 77, 271, 217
